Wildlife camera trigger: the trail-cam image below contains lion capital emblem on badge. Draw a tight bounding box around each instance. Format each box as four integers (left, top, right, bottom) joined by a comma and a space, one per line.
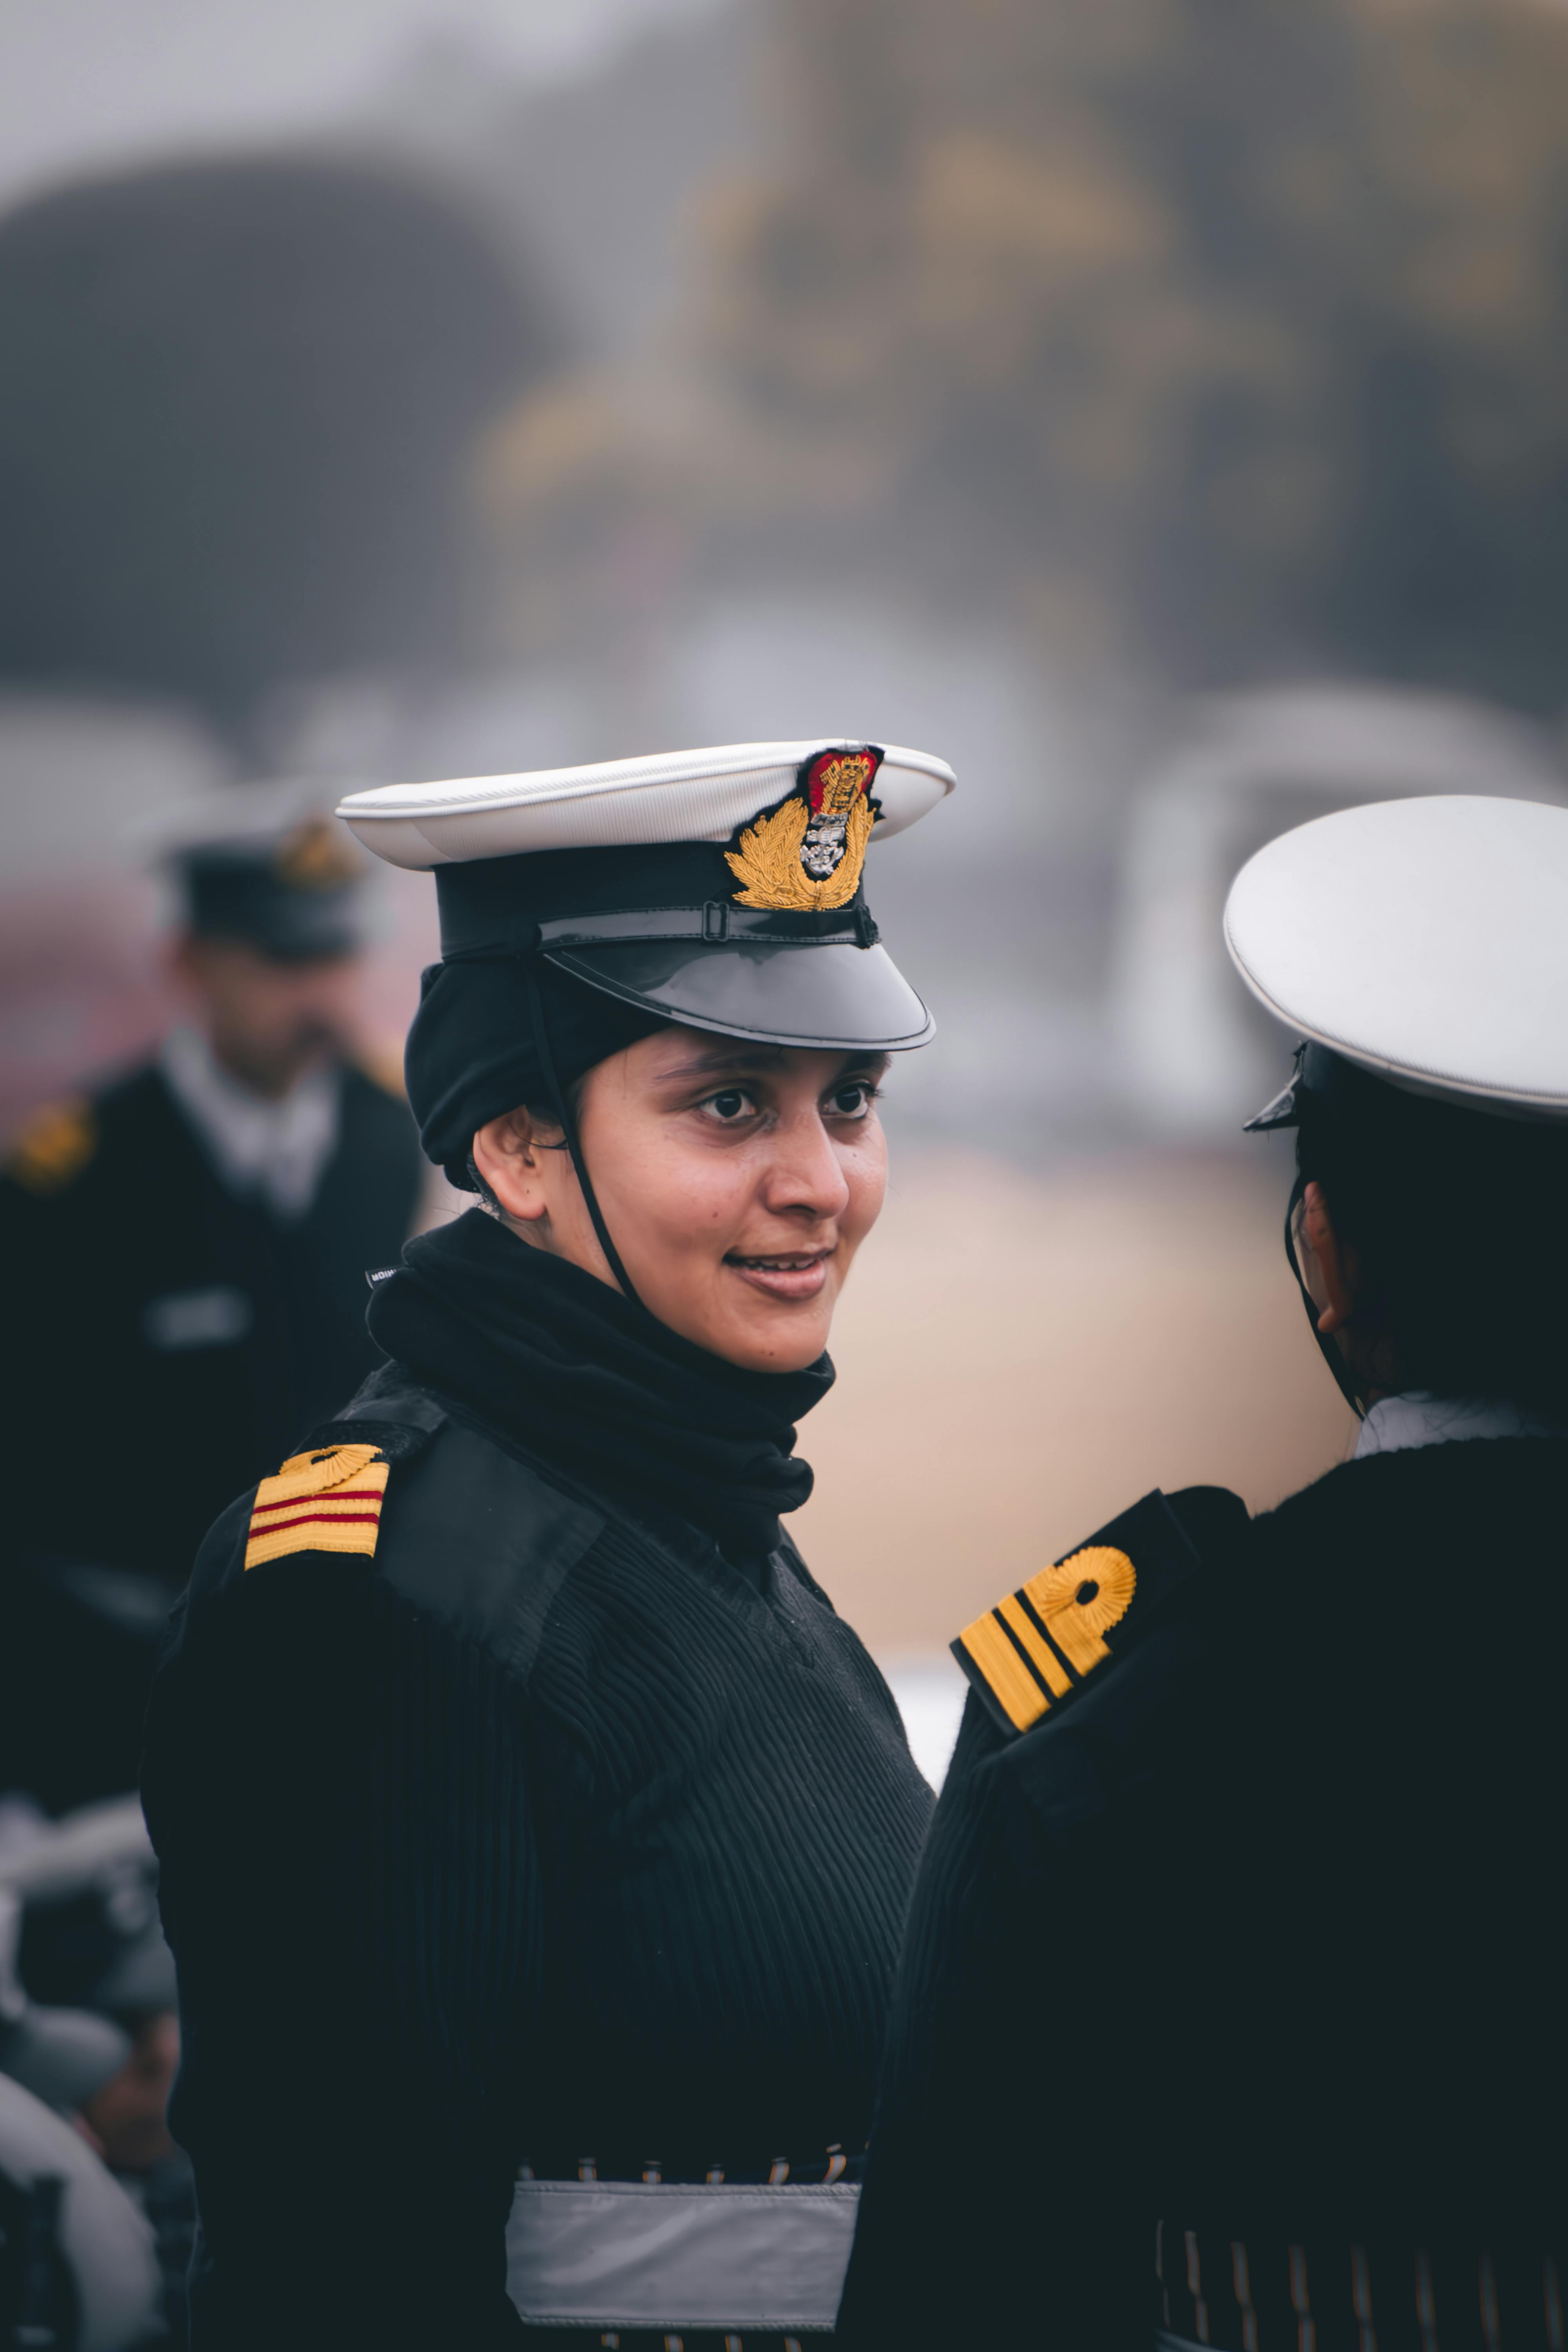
724, 746, 883, 913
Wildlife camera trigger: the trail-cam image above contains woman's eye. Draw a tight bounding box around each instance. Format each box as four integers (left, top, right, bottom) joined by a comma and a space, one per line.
829, 1081, 878, 1119
701, 1087, 755, 1123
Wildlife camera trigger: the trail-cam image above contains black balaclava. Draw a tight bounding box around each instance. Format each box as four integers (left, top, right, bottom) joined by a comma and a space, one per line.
1252, 1045, 1369, 1416
1253, 1040, 1568, 1421
405, 952, 667, 1305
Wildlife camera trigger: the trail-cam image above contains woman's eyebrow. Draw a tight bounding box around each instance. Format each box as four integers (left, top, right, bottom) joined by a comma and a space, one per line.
653, 1045, 789, 1082
651, 1046, 892, 1083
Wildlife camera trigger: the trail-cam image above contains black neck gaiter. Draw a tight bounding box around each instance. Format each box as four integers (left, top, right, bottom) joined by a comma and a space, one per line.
367, 1209, 833, 1557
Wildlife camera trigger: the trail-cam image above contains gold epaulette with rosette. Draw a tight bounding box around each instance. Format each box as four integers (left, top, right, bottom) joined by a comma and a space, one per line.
952, 1489, 1215, 1739
244, 1442, 390, 1569
955, 1547, 1137, 1736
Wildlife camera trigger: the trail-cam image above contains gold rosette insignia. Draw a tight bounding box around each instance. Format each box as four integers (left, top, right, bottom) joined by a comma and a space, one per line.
1020, 1544, 1137, 1677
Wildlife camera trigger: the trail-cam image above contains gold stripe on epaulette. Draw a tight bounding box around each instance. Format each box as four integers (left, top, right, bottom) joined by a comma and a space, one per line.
955, 1544, 1137, 1734
7, 1098, 98, 1194
244, 1441, 389, 1570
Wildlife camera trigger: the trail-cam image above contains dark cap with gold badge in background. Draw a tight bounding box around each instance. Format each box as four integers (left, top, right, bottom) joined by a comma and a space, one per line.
145, 775, 374, 963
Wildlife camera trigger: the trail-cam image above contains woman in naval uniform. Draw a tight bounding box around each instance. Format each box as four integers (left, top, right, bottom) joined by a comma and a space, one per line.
142, 741, 952, 2352
837, 794, 1568, 2352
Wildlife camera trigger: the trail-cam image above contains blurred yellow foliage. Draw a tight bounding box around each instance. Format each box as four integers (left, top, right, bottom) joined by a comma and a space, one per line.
691, 0, 1568, 709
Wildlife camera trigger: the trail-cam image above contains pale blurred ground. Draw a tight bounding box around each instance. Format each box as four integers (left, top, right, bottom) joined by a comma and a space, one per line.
797, 1147, 1355, 1780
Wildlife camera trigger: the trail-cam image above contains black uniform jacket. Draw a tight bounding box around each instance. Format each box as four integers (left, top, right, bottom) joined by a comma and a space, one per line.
0, 1060, 420, 1812
142, 1360, 933, 2351
836, 1434, 1568, 2352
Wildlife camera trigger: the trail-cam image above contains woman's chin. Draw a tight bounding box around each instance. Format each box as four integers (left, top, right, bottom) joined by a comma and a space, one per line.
708, 1298, 833, 1374
637, 1267, 836, 1371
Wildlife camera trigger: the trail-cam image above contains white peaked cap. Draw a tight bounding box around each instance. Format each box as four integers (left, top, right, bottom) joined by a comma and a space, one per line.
1224, 794, 1568, 1117
336, 739, 955, 870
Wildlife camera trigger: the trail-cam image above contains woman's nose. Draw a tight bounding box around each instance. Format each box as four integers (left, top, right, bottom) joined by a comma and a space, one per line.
761, 1110, 852, 1221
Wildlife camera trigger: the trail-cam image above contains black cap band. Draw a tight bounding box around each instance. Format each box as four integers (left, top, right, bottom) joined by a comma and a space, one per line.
436, 842, 873, 962
182, 858, 364, 961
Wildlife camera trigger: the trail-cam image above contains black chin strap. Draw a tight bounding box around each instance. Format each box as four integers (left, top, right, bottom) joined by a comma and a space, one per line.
1285, 1169, 1364, 1419
524, 965, 644, 1311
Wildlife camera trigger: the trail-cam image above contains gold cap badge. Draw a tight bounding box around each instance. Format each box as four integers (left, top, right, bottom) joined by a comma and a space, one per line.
724, 746, 883, 913
273, 817, 360, 893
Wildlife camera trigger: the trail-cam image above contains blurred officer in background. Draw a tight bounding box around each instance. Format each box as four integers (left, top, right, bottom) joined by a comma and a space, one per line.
838, 795, 1568, 2352
0, 785, 422, 1814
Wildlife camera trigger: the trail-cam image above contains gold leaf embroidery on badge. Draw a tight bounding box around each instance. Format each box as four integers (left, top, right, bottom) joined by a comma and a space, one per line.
726, 793, 875, 911
725, 748, 882, 913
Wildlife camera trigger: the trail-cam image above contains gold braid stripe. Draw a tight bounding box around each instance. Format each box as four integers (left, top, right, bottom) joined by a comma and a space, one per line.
244, 1443, 390, 1569
955, 1544, 1136, 1733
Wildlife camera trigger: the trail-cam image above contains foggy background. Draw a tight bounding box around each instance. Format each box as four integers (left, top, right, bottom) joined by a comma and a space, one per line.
6, 0, 1568, 1757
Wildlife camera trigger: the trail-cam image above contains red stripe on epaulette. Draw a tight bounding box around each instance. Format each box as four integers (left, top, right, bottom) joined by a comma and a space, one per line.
248, 1488, 386, 1517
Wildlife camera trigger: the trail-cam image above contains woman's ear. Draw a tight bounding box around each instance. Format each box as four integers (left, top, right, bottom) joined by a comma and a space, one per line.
1299, 1178, 1359, 1335
472, 1109, 552, 1225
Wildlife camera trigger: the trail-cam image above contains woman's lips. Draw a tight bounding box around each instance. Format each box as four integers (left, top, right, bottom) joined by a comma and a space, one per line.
724, 1247, 833, 1301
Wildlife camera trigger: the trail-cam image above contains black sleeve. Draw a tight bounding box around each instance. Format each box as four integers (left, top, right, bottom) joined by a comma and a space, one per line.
143, 1508, 541, 2351
836, 1610, 1222, 2351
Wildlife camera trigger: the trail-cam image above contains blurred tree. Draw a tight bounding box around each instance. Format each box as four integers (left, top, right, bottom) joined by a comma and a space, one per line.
699, 0, 1568, 712
0, 155, 563, 746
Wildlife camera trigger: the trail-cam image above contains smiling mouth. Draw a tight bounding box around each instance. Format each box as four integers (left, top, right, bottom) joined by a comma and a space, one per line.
723, 1246, 836, 1299
726, 1250, 833, 1272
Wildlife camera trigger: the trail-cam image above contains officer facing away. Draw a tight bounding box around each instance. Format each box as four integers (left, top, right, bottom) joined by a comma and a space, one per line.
0, 784, 422, 1814
837, 795, 1568, 2352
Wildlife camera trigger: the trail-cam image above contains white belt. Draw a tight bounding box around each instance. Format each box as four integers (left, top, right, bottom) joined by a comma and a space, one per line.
505, 2177, 860, 2334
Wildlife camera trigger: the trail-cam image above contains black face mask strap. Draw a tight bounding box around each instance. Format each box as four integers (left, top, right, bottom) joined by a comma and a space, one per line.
524, 964, 644, 1312
1284, 1167, 1364, 1419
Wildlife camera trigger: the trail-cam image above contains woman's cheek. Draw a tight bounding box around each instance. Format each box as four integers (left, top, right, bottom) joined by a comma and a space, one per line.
650, 1152, 736, 1261
843, 1136, 888, 1240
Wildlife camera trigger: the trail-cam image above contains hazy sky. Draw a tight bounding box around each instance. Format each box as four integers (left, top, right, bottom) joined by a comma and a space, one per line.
0, 0, 724, 209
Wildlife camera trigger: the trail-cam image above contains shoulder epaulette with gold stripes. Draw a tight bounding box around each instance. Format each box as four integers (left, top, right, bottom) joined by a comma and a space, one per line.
952, 1490, 1205, 1738
7, 1097, 98, 1194
245, 1442, 390, 1570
